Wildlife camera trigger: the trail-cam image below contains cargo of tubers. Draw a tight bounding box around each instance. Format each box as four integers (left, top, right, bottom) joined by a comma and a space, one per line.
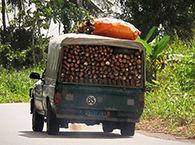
76, 19, 94, 34
60, 45, 143, 87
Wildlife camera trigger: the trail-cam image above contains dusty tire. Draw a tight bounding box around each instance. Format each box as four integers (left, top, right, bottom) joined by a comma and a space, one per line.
120, 122, 135, 137
32, 108, 44, 132
47, 103, 59, 135
102, 124, 113, 133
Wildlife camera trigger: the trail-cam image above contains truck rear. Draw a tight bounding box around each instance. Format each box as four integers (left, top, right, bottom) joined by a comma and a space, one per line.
48, 34, 145, 136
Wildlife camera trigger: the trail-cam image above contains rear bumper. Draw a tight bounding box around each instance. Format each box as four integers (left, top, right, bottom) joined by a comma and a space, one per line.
56, 107, 143, 123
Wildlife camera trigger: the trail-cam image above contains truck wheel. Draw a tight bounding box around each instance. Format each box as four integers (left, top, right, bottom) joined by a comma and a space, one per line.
102, 124, 113, 133
47, 103, 59, 135
32, 108, 44, 132
120, 122, 135, 137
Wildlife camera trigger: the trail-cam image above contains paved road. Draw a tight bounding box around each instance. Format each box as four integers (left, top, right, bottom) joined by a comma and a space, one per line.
0, 103, 194, 145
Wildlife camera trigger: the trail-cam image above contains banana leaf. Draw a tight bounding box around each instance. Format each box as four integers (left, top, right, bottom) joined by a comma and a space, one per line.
153, 35, 170, 59
136, 36, 152, 56
145, 26, 156, 42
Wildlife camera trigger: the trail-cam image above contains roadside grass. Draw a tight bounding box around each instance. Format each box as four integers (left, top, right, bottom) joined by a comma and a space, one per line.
138, 37, 195, 138
0, 66, 44, 103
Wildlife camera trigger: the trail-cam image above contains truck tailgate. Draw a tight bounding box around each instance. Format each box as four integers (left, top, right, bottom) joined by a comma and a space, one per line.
58, 84, 142, 112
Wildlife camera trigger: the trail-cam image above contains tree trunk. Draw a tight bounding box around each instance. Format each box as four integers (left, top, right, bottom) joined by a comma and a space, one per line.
32, 35, 36, 65
1, 0, 6, 32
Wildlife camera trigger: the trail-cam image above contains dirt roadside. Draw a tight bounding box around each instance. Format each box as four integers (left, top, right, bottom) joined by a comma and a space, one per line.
136, 117, 195, 144
137, 130, 195, 144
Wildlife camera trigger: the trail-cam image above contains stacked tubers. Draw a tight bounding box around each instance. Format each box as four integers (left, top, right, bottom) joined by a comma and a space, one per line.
60, 45, 143, 87
76, 19, 94, 34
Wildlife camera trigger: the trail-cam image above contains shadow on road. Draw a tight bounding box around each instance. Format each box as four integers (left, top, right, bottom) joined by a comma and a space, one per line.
18, 131, 130, 139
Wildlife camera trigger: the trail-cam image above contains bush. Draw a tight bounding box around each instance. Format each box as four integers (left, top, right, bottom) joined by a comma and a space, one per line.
142, 37, 195, 136
0, 66, 44, 103
0, 27, 48, 69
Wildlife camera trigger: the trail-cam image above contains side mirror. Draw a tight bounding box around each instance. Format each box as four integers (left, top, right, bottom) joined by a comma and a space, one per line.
29, 72, 41, 80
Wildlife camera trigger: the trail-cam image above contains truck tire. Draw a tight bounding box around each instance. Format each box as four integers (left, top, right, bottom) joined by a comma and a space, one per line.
120, 122, 135, 137
47, 103, 59, 135
102, 124, 113, 133
32, 108, 44, 132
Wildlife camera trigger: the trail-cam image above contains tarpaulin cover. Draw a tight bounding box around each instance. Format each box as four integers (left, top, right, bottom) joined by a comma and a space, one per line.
93, 18, 141, 40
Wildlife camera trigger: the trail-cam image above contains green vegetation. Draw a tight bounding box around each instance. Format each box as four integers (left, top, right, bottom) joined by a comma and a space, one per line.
136, 26, 170, 82
0, 66, 43, 103
138, 37, 195, 137
120, 0, 195, 39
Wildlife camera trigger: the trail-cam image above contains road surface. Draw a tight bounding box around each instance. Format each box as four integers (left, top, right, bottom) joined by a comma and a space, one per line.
0, 103, 194, 145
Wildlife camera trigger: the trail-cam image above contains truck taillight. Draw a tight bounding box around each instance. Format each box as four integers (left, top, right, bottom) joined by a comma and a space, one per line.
138, 94, 145, 109
54, 91, 62, 105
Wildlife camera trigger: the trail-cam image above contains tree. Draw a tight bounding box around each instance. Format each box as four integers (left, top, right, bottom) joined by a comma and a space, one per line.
7, 0, 27, 28
0, 0, 48, 68
120, 0, 195, 39
0, 0, 117, 68
39, 0, 114, 33
7, 0, 25, 10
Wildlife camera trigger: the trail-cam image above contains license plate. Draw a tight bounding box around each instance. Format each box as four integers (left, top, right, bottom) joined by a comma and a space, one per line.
85, 110, 106, 117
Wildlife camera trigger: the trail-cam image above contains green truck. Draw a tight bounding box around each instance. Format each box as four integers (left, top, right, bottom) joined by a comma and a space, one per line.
29, 33, 145, 136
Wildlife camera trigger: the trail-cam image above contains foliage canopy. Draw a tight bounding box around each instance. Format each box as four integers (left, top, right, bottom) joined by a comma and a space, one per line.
120, 0, 195, 39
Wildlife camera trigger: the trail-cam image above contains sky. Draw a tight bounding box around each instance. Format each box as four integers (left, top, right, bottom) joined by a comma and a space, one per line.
41, 20, 63, 37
